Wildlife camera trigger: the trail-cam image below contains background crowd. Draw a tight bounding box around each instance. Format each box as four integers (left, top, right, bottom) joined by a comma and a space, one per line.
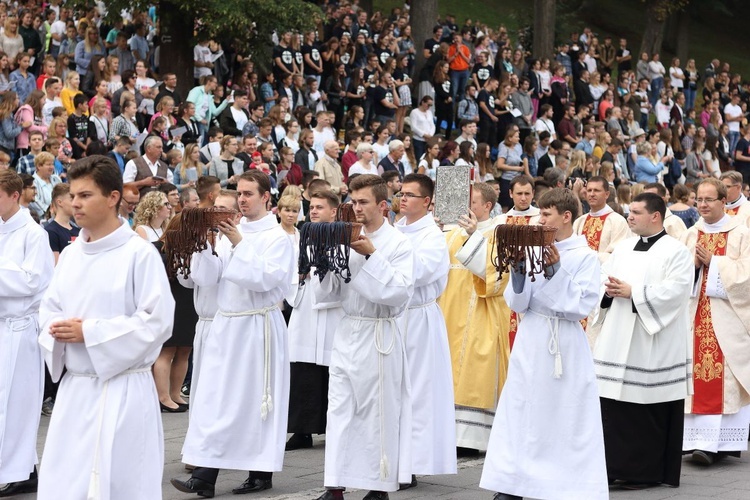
1, 0, 749, 417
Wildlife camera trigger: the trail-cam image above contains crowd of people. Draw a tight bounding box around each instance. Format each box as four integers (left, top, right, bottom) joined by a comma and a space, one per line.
2, 0, 750, 499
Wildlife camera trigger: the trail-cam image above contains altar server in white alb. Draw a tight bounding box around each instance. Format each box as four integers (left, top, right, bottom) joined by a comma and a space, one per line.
315, 174, 414, 500
173, 170, 295, 498
681, 178, 750, 465
37, 156, 175, 500
0, 170, 53, 497
177, 190, 239, 417
594, 192, 693, 488
286, 189, 345, 450
394, 173, 456, 488
481, 188, 608, 500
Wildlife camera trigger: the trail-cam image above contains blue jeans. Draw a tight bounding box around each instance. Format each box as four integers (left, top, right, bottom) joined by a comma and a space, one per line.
450, 69, 470, 103
649, 77, 664, 108
728, 131, 740, 159
684, 86, 697, 111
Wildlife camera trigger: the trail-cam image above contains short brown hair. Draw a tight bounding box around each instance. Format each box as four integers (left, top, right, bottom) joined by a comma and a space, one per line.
697, 177, 727, 200
349, 174, 388, 203
538, 187, 579, 220
310, 189, 340, 209
473, 182, 497, 206
51, 182, 70, 202
238, 170, 272, 195
0, 169, 23, 197
67, 155, 123, 211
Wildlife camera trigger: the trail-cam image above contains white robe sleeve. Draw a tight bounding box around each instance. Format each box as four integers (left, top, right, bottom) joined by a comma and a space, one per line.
0, 228, 53, 297
223, 234, 294, 293
705, 257, 728, 299
39, 253, 68, 382
189, 243, 224, 287
537, 250, 601, 322
413, 229, 450, 289
455, 231, 487, 279
631, 246, 694, 334
82, 248, 175, 381
315, 272, 344, 304
350, 244, 414, 307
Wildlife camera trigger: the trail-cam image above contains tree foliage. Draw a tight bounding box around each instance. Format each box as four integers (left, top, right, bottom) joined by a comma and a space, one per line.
640, 0, 690, 22
84, 0, 322, 65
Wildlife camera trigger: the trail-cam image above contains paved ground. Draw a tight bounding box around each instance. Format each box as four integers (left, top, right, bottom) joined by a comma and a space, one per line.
16, 411, 750, 499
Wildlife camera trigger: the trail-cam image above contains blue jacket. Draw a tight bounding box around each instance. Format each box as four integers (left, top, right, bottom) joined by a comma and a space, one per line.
633, 155, 663, 183
0, 117, 21, 151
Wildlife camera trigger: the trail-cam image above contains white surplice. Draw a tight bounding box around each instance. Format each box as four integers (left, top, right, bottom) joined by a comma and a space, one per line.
480, 234, 608, 500
0, 209, 53, 484
288, 269, 344, 366
317, 218, 414, 492
176, 274, 218, 418
181, 213, 295, 472
593, 233, 694, 404
395, 213, 457, 476
37, 220, 174, 500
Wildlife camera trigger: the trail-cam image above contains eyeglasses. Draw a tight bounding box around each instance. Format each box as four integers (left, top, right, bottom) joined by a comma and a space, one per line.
400, 193, 428, 199
163, 202, 171, 207
695, 198, 720, 204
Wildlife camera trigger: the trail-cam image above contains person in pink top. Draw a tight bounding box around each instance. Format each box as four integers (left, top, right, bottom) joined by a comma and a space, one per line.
14, 89, 48, 154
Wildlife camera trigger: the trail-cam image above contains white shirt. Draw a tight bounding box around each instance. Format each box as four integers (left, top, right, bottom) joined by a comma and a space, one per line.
50, 20, 66, 47
348, 160, 378, 176
230, 106, 248, 133
534, 117, 556, 139
123, 155, 174, 184
648, 61, 665, 81
724, 103, 742, 133
409, 107, 436, 141
193, 44, 213, 79
669, 67, 684, 88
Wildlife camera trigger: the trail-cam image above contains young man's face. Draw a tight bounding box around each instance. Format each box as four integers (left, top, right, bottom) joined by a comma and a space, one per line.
0, 188, 20, 220
237, 179, 269, 219
510, 182, 534, 211
351, 187, 386, 226
70, 176, 120, 230
309, 198, 336, 222
29, 134, 44, 152
539, 206, 570, 235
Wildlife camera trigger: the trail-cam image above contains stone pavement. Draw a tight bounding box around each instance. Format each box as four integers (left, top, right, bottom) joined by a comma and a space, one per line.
17, 412, 750, 499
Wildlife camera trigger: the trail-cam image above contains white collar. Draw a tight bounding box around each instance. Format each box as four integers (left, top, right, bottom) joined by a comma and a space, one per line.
726, 195, 747, 209
702, 214, 730, 233
589, 205, 613, 217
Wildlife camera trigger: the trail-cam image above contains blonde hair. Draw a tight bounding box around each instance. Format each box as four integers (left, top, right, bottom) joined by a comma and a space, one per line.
566, 150, 587, 176
631, 182, 646, 198
133, 191, 168, 229
64, 70, 80, 89
280, 184, 302, 200
181, 143, 204, 179
277, 194, 300, 211
48, 117, 67, 140
34, 151, 55, 168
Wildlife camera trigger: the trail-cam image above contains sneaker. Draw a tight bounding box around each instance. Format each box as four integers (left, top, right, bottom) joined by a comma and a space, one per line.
41, 398, 54, 416
181, 384, 190, 398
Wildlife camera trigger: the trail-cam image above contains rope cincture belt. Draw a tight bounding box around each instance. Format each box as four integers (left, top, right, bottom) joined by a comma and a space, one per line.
218, 305, 279, 421
66, 367, 151, 500
347, 314, 397, 481
529, 310, 563, 379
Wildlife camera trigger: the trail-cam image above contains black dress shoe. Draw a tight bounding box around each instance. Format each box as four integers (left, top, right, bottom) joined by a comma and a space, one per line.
170, 477, 215, 498
691, 450, 716, 465
178, 402, 189, 411
398, 474, 418, 490
285, 433, 313, 450
619, 481, 660, 490
161, 402, 188, 413
362, 491, 389, 500
493, 493, 522, 500
232, 477, 272, 494
0, 477, 38, 497
456, 446, 480, 457
315, 489, 345, 500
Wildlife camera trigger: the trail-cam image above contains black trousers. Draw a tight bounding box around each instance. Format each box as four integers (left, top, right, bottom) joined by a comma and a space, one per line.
287, 362, 329, 434
192, 467, 272, 484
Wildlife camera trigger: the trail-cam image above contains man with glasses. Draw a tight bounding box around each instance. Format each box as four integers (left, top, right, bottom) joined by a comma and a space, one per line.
681, 178, 750, 466
156, 73, 182, 110
118, 183, 140, 227
721, 171, 750, 220
394, 174, 456, 488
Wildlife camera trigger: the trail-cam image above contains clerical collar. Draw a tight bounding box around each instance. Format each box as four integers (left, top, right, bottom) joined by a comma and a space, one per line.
589, 205, 613, 217
634, 229, 667, 251
477, 218, 494, 231
0, 206, 29, 233
508, 206, 537, 216
702, 214, 730, 234
726, 195, 747, 209
79, 219, 135, 254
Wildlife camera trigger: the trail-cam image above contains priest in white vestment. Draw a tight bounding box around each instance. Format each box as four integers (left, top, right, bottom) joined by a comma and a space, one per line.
37, 157, 174, 500
286, 190, 345, 450
394, 174, 456, 486
174, 171, 295, 497
721, 171, 750, 221
480, 188, 608, 500
0, 170, 53, 497
594, 192, 693, 488
314, 174, 413, 500
681, 178, 750, 465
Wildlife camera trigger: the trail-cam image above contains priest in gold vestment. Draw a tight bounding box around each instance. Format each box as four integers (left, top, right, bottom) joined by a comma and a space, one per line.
439, 182, 510, 453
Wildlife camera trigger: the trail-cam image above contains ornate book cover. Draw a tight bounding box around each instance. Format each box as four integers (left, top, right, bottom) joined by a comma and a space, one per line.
434, 165, 472, 225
